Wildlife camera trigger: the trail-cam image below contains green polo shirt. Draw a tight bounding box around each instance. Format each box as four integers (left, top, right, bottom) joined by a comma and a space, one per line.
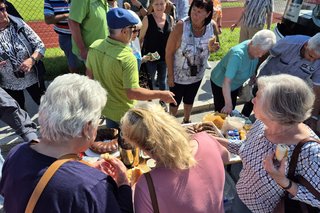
69, 0, 108, 57
86, 37, 140, 122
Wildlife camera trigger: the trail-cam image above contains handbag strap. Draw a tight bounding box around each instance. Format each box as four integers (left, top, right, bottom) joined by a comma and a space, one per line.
287, 137, 320, 199
288, 137, 320, 178
144, 172, 160, 213
25, 154, 90, 213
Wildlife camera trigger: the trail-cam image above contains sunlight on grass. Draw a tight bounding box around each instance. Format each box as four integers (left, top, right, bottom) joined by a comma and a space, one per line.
10, 0, 43, 21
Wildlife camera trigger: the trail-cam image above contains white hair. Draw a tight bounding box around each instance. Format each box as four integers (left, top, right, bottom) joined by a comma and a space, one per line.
38, 74, 107, 142
251, 29, 276, 51
257, 74, 314, 124
307, 33, 320, 55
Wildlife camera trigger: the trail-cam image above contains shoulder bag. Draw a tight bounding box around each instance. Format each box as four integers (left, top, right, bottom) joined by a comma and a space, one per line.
273, 137, 320, 213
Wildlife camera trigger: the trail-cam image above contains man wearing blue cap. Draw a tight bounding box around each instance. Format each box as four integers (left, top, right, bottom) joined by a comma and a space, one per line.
86, 8, 176, 151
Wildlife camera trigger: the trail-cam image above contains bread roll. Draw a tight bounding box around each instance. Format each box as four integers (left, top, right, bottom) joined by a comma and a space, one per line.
275, 144, 289, 161
100, 153, 112, 160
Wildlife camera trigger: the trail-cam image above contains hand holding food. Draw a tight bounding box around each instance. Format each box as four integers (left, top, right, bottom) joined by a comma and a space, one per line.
275, 144, 289, 161
208, 36, 219, 52
100, 154, 129, 187
126, 167, 144, 185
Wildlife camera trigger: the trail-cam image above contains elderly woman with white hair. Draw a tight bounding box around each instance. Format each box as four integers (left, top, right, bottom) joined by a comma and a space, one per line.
215, 74, 320, 213
210, 29, 276, 114
0, 74, 133, 212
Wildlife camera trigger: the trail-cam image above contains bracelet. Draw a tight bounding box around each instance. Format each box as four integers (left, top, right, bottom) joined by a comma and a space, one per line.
30, 56, 37, 64
310, 115, 319, 121
280, 179, 292, 190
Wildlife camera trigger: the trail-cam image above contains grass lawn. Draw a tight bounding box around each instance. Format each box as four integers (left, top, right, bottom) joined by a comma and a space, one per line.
10, 0, 43, 21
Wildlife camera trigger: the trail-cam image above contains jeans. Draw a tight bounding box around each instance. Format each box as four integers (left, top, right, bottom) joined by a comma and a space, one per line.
145, 61, 167, 90
231, 192, 252, 213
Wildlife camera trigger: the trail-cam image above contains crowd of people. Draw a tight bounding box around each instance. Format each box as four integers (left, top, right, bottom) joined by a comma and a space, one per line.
0, 0, 319, 212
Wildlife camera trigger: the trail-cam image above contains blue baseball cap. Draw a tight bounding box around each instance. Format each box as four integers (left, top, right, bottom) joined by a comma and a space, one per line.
107, 8, 139, 29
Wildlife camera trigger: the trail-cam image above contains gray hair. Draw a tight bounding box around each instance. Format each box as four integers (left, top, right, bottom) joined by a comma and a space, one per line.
307, 33, 320, 55
38, 74, 107, 142
257, 74, 315, 124
251, 29, 276, 51
109, 28, 122, 36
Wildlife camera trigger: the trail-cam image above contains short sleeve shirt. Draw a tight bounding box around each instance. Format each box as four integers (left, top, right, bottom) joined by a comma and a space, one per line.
259, 35, 320, 85
87, 38, 140, 122
210, 40, 258, 91
69, 0, 108, 56
242, 0, 273, 28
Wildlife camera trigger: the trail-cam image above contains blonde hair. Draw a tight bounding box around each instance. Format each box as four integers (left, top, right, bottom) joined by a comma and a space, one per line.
120, 103, 196, 170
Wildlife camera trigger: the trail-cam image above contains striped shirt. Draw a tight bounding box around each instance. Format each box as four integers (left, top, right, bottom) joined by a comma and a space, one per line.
242, 0, 273, 28
44, 0, 71, 34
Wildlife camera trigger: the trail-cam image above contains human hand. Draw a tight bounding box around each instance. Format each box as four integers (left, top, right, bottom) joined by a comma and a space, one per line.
263, 153, 289, 187
209, 42, 220, 53
160, 91, 177, 105
0, 61, 6, 66
167, 76, 175, 87
142, 55, 151, 63
221, 104, 233, 114
99, 157, 129, 187
230, 24, 237, 32
18, 58, 34, 73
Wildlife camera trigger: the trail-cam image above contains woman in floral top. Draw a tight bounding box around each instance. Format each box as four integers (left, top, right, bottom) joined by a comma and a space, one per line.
0, 0, 45, 110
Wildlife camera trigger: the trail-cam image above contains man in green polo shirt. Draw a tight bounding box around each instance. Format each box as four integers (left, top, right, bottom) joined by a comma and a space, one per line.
86, 8, 176, 131
68, 0, 108, 60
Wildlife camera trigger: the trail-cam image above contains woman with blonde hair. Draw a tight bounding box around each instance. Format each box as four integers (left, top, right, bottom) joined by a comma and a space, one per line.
120, 103, 228, 213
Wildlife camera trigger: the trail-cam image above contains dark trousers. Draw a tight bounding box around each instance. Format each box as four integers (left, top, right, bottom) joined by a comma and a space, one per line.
4, 82, 46, 111
241, 85, 258, 117
210, 80, 241, 112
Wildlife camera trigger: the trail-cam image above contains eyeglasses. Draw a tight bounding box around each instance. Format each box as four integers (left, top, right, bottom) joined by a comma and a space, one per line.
0, 7, 6, 12
132, 29, 140, 33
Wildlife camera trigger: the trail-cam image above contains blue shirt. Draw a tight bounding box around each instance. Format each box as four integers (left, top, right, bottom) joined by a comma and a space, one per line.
44, 0, 71, 34
259, 35, 320, 85
0, 143, 133, 212
210, 40, 258, 91
171, 0, 189, 21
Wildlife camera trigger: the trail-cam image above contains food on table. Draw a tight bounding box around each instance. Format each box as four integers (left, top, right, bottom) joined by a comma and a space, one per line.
275, 144, 289, 161
185, 122, 222, 137
239, 129, 246, 140
147, 159, 156, 168
90, 127, 119, 154
100, 153, 112, 160
126, 167, 144, 185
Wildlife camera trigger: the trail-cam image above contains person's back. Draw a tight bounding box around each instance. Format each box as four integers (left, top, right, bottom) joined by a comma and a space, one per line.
0, 143, 126, 212
134, 132, 225, 213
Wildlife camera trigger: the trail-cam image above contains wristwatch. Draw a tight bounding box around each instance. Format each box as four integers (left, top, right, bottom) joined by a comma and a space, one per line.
30, 56, 37, 64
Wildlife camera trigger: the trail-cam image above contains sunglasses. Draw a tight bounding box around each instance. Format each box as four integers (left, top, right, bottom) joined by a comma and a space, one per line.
0, 7, 6, 12
132, 29, 140, 33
